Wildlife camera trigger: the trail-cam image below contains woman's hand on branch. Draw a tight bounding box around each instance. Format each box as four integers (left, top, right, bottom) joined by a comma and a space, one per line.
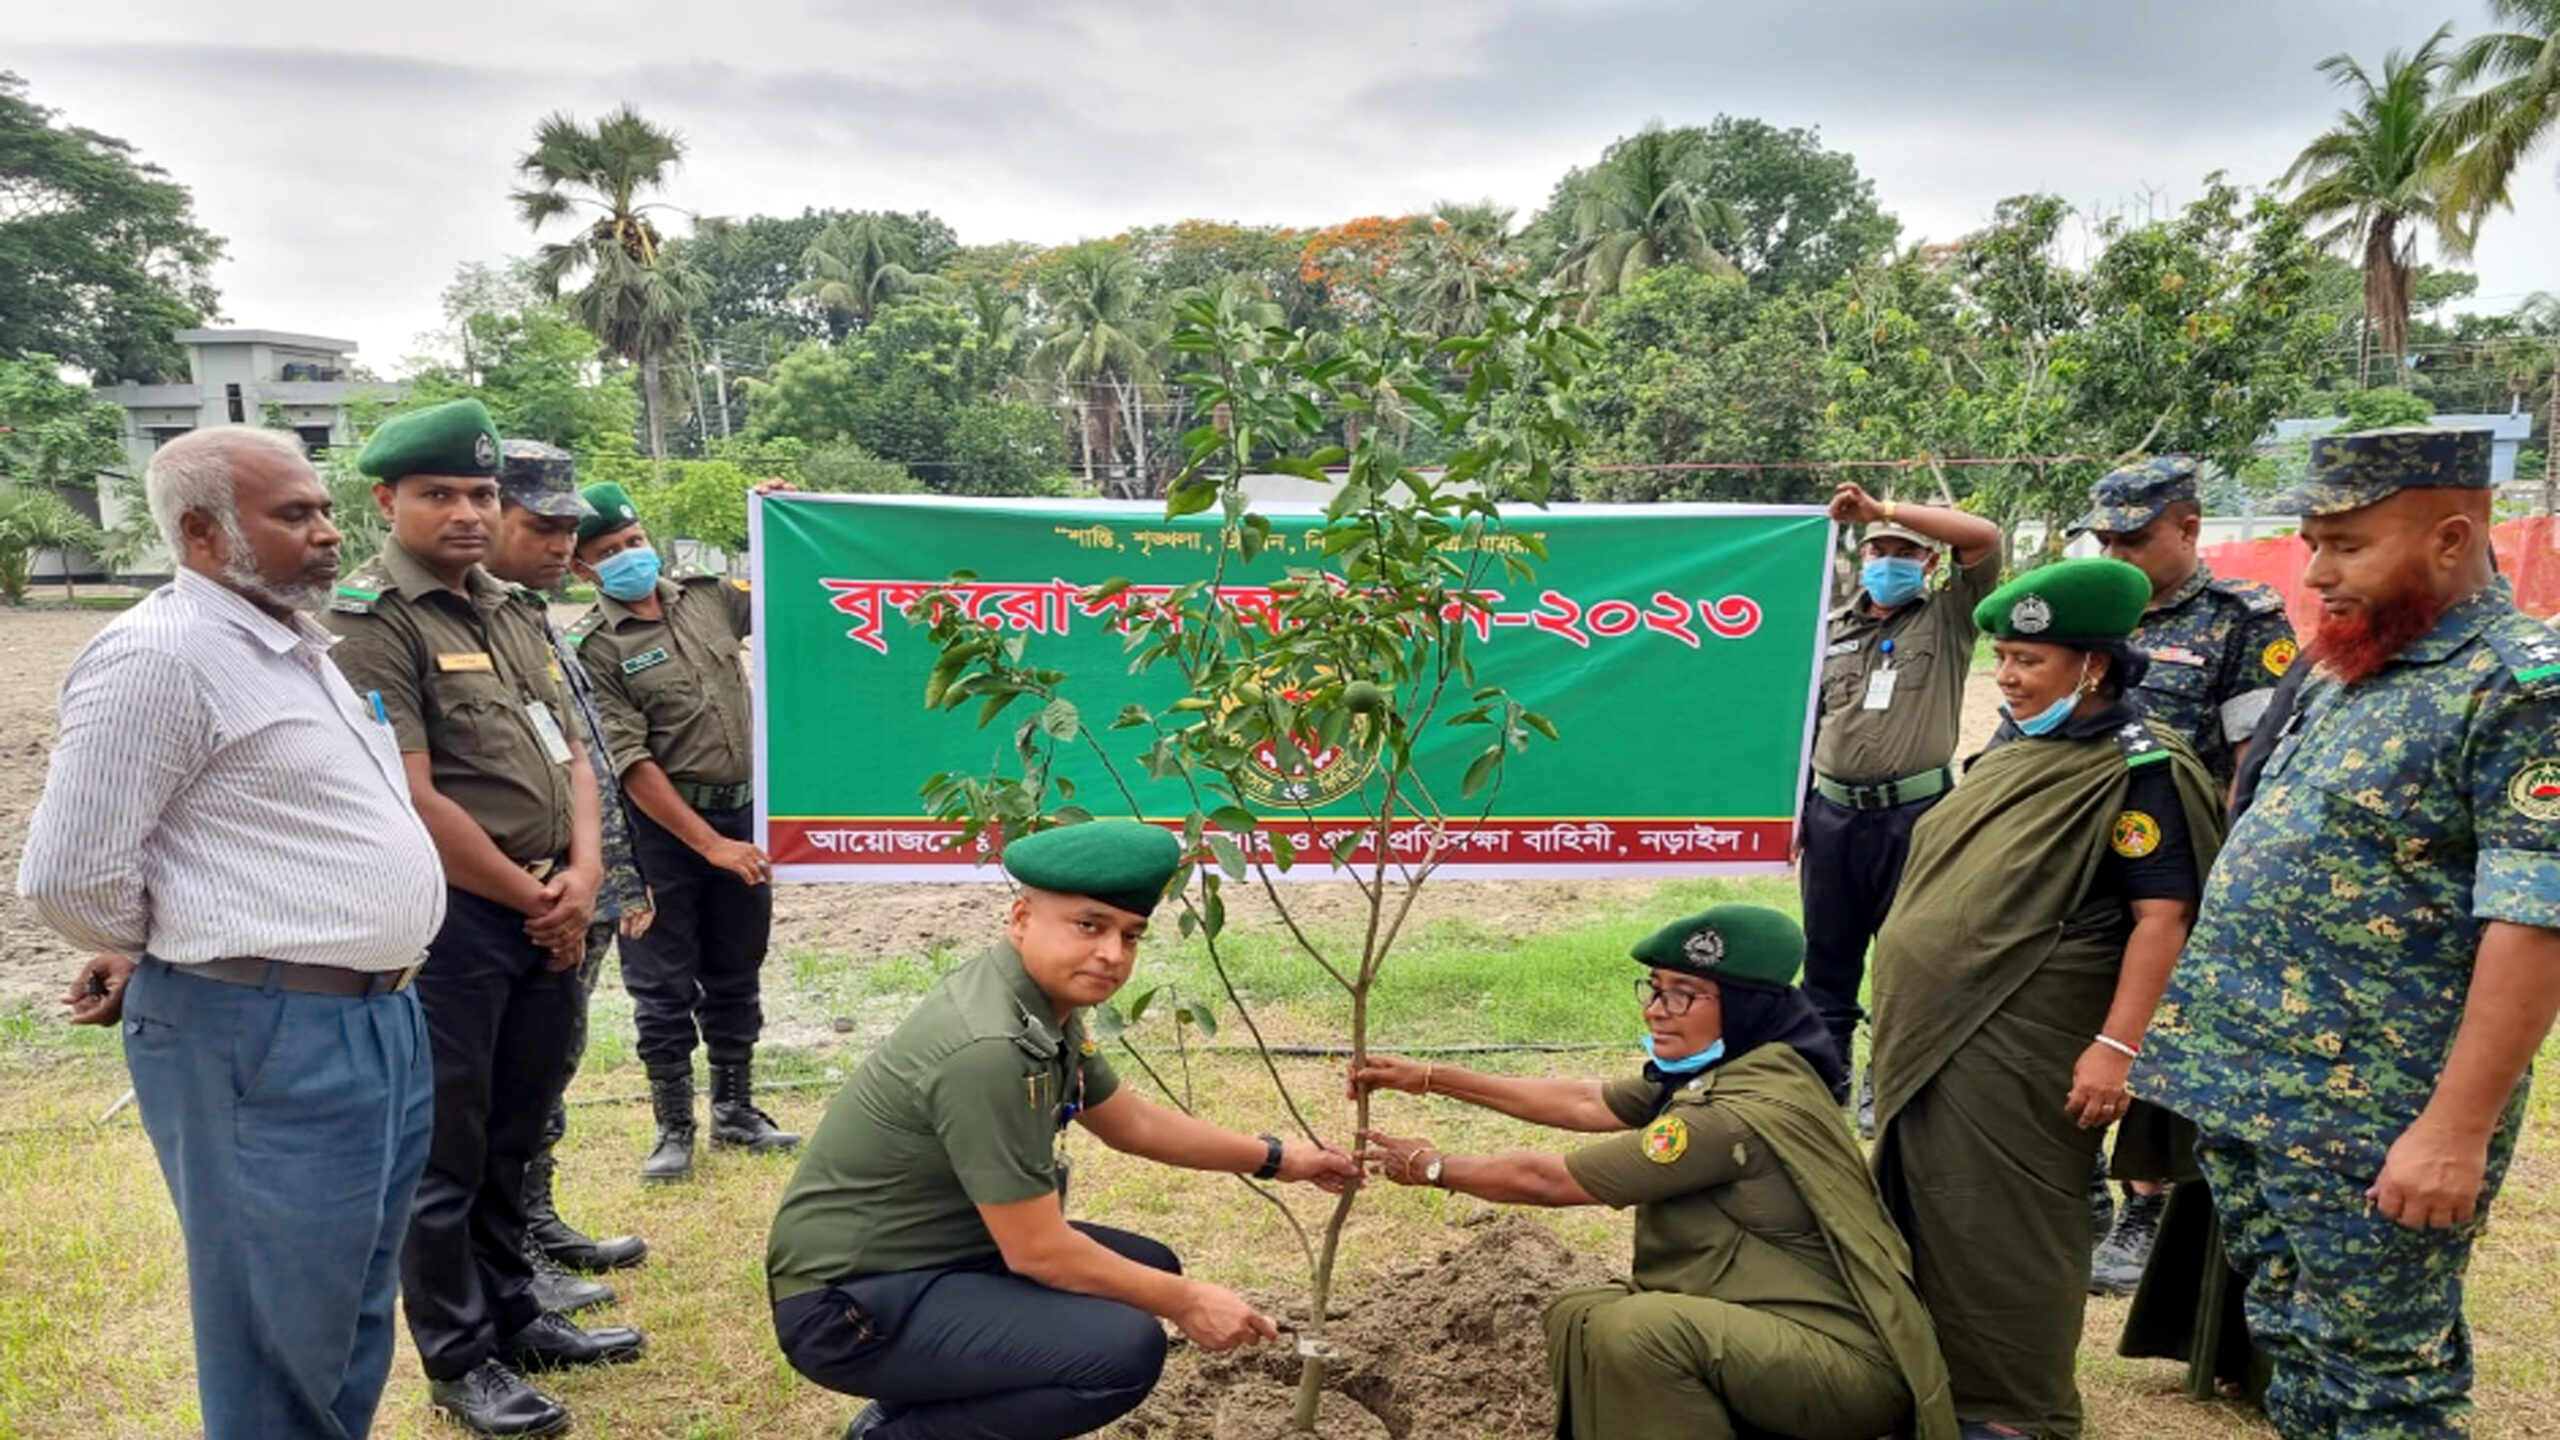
1348, 1054, 1432, 1099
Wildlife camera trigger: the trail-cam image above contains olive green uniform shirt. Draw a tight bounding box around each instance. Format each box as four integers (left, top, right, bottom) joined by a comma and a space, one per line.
1811, 551, 2001, 785
566, 573, 754, 785
323, 539, 577, 863
1564, 1071, 1885, 1360
767, 947, 1122, 1292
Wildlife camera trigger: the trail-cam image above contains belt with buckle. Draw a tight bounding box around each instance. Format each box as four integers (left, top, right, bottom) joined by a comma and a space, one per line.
675, 779, 754, 812
521, 855, 565, 882
159, 954, 421, 997
1812, 765, 1953, 812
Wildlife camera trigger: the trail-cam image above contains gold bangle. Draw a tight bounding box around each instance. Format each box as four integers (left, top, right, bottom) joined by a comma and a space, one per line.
1883, 500, 1899, 523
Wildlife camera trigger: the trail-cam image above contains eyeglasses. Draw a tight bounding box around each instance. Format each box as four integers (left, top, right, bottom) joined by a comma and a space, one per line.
1634, 978, 1716, 1016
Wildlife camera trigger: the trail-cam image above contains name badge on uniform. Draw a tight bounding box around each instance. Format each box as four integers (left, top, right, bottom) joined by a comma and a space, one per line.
1862, 666, 1898, 711
622, 646, 672, 675
437, 651, 496, 673
1824, 638, 1861, 657
525, 700, 573, 766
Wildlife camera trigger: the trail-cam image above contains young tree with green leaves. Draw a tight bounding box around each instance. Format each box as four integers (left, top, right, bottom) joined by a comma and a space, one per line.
909, 288, 1593, 1430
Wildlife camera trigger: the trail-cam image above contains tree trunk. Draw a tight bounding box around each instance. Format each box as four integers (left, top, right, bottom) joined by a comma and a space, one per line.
2546, 360, 2558, 518
1122, 380, 1152, 498
641, 354, 668, 470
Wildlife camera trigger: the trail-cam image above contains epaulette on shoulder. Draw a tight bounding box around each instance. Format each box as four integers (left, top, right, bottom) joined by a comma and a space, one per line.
328, 563, 394, 615
2206, 575, 2288, 615
2113, 717, 2171, 768
2484, 616, 2560, 698
564, 609, 605, 646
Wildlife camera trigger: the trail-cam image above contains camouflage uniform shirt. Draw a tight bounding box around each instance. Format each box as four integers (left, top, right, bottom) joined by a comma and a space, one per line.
2135, 579, 2560, 1174
2128, 564, 2298, 790
539, 606, 648, 924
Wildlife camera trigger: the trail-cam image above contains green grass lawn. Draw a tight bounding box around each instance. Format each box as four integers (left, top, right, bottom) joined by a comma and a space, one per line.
4, 888, 2553, 1440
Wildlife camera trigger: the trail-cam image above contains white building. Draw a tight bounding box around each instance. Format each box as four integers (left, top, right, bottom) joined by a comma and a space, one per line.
77, 329, 407, 576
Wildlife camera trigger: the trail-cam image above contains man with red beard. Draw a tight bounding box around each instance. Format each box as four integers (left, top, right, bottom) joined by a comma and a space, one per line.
2134, 427, 2560, 1440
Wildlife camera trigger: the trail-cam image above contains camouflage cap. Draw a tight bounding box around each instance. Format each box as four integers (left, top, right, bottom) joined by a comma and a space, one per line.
1859, 520, 1941, 551
496, 439, 592, 520
2276, 426, 2493, 517
2073, 456, 2200, 536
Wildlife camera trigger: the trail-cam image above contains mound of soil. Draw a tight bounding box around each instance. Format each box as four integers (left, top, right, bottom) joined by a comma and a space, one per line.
1118, 1217, 1614, 1440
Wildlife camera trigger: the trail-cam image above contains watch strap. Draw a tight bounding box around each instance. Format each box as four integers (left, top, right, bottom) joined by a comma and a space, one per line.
1252, 1133, 1284, 1181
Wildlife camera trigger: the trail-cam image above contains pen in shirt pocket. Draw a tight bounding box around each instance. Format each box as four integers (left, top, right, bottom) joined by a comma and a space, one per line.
367, 690, 389, 726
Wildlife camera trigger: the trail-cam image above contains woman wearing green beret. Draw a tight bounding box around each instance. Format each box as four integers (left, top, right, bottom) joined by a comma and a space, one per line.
1865, 558, 2226, 1440
1354, 904, 1956, 1440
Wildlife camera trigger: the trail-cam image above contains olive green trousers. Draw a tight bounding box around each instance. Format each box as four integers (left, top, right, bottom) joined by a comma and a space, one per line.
1545, 1282, 1910, 1440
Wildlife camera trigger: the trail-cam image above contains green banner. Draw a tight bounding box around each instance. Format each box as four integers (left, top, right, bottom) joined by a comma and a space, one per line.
751, 495, 1836, 879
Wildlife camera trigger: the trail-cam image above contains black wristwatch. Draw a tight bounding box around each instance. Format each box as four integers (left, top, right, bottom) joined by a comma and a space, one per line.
1252, 1133, 1284, 1181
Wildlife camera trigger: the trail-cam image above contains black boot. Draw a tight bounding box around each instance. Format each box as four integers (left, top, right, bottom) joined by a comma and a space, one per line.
428, 1358, 570, 1438
2088, 1149, 2115, 1242
523, 1236, 616, 1315
710, 1059, 801, 1153
2090, 1184, 2170, 1296
840, 1400, 889, 1438
641, 1069, 696, 1184
525, 1149, 648, 1272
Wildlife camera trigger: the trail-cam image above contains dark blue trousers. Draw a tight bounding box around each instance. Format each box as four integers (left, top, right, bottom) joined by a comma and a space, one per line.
123, 958, 434, 1440
775, 1224, 1180, 1440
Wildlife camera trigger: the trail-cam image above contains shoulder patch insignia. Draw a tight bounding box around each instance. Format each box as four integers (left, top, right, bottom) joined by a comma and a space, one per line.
729, 578, 752, 593
2510, 760, 2560, 821
620, 646, 672, 675
2111, 810, 2163, 858
1641, 1115, 1689, 1165
2263, 637, 2298, 676
329, 585, 378, 615
2114, 719, 2168, 767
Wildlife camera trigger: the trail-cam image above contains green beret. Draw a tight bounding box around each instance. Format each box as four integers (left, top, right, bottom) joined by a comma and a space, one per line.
1973, 558, 2151, 643
577, 481, 643, 547
1002, 820, 1184, 917
357, 399, 501, 481
2277, 426, 2493, 517
1630, 904, 1804, 991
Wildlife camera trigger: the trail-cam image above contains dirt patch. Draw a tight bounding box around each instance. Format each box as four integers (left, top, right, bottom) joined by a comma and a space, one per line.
0, 609, 119, 1013
1212, 1382, 1391, 1440
1118, 1216, 1615, 1440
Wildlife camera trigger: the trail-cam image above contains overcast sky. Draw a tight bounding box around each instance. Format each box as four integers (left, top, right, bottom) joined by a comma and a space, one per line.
16, 0, 2560, 375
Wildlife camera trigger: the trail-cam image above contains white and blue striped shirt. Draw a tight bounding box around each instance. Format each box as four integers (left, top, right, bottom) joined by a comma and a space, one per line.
19, 569, 445, 971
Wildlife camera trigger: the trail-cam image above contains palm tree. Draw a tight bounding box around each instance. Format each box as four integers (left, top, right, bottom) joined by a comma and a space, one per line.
2283, 27, 2472, 386
1031, 246, 1160, 496
513, 106, 708, 464
1387, 200, 1521, 338
1556, 127, 1740, 315
791, 213, 950, 330
2441, 1, 2560, 226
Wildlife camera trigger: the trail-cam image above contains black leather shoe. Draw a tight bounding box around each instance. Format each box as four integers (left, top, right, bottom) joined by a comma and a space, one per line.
841, 1400, 889, 1438
502, 1310, 647, 1372
428, 1359, 570, 1438
525, 1240, 617, 1315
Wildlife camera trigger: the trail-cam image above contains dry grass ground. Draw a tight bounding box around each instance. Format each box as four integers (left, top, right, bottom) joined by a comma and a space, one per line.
3, 892, 2555, 1440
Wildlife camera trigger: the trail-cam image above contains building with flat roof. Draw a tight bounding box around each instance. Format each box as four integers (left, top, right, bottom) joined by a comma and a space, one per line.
71, 329, 409, 579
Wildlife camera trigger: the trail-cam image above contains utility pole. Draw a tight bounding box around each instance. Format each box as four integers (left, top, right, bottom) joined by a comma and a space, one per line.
712, 343, 732, 441
2545, 342, 2557, 518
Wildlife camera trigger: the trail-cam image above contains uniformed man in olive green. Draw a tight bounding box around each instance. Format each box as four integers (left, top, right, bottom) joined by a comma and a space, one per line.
1356, 905, 1955, 1440
1804, 483, 2005, 1117
323, 400, 643, 1439
566, 481, 793, 1181
766, 820, 1358, 1440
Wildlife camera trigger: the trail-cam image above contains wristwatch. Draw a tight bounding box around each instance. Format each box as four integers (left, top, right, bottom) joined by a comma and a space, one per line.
1421, 1152, 1446, 1187
1252, 1133, 1285, 1181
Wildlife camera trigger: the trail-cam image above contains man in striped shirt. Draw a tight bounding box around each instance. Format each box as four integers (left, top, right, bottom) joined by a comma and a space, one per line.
21, 426, 446, 1440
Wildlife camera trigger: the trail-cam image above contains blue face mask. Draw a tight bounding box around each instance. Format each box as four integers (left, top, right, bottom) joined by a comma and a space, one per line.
1643, 1035, 1727, 1075
1862, 556, 1927, 608
594, 546, 660, 602
2002, 657, 2092, 737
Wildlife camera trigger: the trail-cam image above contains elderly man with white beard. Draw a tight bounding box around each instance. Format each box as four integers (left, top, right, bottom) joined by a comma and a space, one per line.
20, 425, 447, 1440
